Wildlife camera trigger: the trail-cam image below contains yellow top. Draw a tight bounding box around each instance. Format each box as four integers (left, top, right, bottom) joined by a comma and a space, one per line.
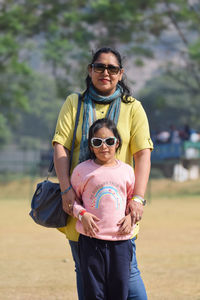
52, 93, 153, 241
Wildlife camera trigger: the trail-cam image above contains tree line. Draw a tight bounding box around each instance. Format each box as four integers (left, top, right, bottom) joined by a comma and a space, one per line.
0, 0, 200, 149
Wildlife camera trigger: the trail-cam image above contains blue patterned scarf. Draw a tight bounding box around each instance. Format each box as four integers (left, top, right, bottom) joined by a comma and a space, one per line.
78, 84, 122, 163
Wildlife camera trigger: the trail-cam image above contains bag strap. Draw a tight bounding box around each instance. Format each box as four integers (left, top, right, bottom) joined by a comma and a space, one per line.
69, 93, 81, 172
47, 93, 82, 177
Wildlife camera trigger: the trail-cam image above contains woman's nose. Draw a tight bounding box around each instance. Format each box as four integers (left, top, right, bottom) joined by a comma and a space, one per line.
102, 68, 109, 75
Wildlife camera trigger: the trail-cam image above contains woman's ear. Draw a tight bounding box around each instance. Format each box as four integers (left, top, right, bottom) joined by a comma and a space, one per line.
88, 64, 92, 77
118, 68, 124, 81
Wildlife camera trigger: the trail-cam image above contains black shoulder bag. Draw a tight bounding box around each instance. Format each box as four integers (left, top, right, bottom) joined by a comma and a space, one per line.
29, 94, 82, 228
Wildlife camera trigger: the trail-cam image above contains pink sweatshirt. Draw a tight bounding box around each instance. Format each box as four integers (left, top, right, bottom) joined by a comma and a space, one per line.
71, 159, 135, 241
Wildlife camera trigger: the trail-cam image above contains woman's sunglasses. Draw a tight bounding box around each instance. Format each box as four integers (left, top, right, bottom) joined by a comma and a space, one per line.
91, 63, 121, 75
91, 137, 117, 148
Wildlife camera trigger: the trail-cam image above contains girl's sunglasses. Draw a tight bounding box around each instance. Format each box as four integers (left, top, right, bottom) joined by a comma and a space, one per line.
91, 137, 117, 148
91, 63, 121, 75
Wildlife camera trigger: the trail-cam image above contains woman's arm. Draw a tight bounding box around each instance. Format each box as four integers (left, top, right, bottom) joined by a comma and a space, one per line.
133, 148, 151, 197
128, 148, 151, 223
54, 142, 77, 216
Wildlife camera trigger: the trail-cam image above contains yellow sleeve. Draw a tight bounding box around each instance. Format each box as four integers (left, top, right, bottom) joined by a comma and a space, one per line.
130, 101, 154, 155
52, 93, 79, 150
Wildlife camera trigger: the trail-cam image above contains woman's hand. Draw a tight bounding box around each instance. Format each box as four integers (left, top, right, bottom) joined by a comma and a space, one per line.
61, 188, 77, 216
117, 213, 132, 235
81, 213, 100, 237
126, 201, 144, 224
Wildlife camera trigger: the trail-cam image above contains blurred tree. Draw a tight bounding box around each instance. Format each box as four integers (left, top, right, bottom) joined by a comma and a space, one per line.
0, 0, 200, 148
159, 0, 200, 105
139, 71, 200, 133
0, 2, 34, 146
16, 74, 61, 148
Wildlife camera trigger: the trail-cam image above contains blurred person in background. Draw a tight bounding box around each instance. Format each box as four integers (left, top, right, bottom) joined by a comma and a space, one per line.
52, 47, 153, 300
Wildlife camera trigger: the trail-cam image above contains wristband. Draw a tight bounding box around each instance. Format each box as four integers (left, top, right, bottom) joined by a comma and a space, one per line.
61, 185, 72, 196
132, 195, 146, 206
78, 210, 87, 221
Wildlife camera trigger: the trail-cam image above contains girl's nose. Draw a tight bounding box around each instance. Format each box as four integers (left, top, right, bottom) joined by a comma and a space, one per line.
101, 141, 108, 148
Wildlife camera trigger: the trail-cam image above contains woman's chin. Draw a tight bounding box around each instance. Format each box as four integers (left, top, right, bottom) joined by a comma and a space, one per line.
95, 88, 114, 96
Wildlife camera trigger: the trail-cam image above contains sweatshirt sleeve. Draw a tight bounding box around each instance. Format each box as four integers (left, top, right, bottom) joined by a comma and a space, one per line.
73, 201, 85, 219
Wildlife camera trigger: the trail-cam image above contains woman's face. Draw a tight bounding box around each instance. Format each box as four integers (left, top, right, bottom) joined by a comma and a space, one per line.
88, 52, 124, 96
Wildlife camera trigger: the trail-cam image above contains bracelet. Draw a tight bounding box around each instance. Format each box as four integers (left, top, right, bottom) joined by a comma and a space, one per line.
132, 195, 146, 206
61, 185, 72, 196
78, 210, 87, 221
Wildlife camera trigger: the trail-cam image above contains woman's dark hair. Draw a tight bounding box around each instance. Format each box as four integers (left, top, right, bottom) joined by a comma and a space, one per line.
88, 118, 122, 159
83, 47, 132, 103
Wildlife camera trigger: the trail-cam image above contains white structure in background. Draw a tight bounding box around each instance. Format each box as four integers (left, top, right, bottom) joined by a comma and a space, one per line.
173, 164, 189, 182
185, 148, 199, 159
173, 163, 199, 182
0, 145, 40, 173
188, 165, 200, 180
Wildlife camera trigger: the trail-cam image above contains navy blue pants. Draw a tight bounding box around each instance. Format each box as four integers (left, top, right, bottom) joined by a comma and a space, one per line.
69, 238, 147, 300
78, 234, 133, 300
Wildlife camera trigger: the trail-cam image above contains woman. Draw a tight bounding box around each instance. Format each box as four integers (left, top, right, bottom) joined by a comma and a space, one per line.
52, 47, 153, 300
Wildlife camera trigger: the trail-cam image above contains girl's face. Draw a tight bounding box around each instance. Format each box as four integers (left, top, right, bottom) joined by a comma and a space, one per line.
90, 127, 119, 166
88, 52, 124, 96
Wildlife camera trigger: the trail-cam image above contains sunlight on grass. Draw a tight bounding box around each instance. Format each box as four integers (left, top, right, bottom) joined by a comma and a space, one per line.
0, 177, 200, 299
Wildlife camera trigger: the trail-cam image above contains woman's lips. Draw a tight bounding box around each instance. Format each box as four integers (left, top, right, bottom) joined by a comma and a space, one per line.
99, 78, 110, 83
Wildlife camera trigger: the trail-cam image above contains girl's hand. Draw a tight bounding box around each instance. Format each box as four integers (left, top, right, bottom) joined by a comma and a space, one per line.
117, 213, 132, 235
81, 213, 100, 237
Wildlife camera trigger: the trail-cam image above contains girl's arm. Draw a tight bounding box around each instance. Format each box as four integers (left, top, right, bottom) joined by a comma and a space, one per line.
71, 167, 100, 237
73, 202, 100, 237
117, 165, 135, 235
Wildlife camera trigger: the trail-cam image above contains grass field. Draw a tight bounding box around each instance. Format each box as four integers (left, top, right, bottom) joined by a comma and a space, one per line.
0, 177, 200, 300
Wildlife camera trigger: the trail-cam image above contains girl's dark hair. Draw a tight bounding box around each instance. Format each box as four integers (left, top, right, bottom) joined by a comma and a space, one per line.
88, 118, 122, 159
83, 47, 132, 103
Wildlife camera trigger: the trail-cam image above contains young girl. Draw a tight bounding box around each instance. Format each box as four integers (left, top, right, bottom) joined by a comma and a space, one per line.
71, 118, 135, 300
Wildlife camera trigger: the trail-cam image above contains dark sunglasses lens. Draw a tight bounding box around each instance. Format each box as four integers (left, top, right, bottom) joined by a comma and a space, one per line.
108, 66, 119, 74
93, 63, 120, 74
92, 138, 102, 147
106, 138, 116, 146
93, 64, 105, 73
